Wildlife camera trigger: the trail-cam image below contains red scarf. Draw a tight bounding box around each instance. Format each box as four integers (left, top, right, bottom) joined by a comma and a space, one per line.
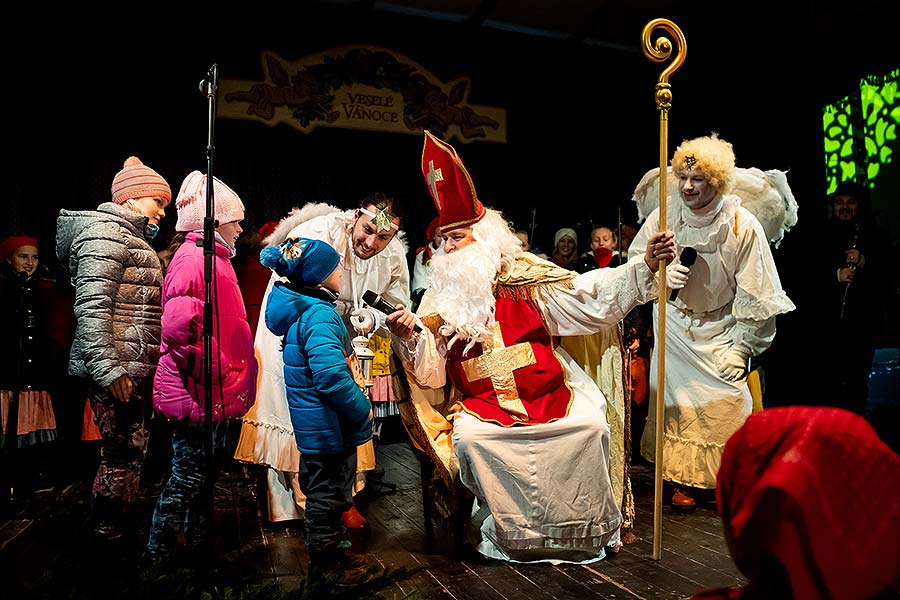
593, 247, 613, 268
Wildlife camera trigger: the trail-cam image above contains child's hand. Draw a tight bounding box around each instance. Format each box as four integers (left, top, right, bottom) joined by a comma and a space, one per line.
108, 374, 134, 402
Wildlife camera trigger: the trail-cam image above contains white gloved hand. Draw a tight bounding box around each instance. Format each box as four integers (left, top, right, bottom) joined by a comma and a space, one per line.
666, 263, 690, 291
350, 308, 377, 336
717, 348, 750, 382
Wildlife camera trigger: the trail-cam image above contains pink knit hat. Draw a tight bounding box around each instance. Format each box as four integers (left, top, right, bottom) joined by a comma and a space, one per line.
175, 171, 245, 232
111, 156, 172, 204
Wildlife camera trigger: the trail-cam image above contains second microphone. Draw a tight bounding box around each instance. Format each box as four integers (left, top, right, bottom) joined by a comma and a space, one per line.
669, 247, 697, 302
363, 290, 422, 333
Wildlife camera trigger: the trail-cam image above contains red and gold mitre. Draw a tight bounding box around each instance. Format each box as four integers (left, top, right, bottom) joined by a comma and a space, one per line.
421, 130, 486, 232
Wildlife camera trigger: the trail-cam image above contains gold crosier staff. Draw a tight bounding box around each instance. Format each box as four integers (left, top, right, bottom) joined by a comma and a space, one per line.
641, 18, 686, 561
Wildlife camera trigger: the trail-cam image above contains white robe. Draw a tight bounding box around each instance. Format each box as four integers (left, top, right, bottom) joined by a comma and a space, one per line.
394, 255, 659, 563
630, 194, 795, 489
234, 208, 410, 521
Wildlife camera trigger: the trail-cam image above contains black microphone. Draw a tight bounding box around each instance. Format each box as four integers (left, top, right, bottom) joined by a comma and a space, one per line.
669, 247, 697, 302
363, 290, 421, 333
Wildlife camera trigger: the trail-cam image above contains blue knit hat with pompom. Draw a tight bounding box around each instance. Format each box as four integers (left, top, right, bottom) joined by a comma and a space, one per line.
259, 237, 340, 287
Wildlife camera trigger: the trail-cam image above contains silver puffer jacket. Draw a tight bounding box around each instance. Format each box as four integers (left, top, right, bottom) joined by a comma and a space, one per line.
56, 202, 163, 388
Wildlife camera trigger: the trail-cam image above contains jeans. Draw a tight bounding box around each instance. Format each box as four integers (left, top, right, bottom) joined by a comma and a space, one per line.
146, 420, 227, 560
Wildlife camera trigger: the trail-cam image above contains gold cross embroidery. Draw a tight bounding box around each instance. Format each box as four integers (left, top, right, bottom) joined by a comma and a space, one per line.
426, 160, 444, 208
460, 322, 535, 419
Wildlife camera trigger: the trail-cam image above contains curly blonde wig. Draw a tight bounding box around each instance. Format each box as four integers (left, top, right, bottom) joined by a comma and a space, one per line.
671, 133, 736, 194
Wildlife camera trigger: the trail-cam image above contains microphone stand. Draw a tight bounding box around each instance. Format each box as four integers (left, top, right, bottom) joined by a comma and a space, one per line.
193, 65, 254, 589
3, 274, 28, 452
200, 64, 218, 495
617, 205, 624, 265
2, 273, 29, 506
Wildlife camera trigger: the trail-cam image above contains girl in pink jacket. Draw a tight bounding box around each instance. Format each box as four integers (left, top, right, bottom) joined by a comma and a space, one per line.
146, 171, 258, 564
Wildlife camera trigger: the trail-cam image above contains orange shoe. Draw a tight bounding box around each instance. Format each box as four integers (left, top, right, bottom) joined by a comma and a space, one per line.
342, 505, 369, 530
672, 486, 696, 512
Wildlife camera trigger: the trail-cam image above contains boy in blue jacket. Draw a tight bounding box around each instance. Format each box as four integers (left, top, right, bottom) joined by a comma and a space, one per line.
260, 237, 383, 586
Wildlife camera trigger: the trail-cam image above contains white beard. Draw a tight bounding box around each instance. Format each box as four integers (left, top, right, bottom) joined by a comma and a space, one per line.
428, 242, 497, 353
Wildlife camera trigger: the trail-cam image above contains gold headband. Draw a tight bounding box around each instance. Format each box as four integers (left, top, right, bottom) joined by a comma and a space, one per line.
360, 207, 399, 232
685, 154, 698, 170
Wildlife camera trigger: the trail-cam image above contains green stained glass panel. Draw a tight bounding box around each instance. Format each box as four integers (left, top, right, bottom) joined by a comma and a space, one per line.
823, 69, 899, 191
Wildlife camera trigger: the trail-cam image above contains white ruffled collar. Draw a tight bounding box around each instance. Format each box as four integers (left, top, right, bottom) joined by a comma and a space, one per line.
669, 194, 741, 252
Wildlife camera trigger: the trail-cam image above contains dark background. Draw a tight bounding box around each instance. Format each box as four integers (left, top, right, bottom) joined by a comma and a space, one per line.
6, 1, 899, 408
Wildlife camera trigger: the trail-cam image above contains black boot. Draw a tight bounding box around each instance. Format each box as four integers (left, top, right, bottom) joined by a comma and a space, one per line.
90, 494, 126, 543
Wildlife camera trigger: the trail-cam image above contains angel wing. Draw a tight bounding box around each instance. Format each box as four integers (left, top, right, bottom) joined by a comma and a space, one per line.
631, 166, 799, 247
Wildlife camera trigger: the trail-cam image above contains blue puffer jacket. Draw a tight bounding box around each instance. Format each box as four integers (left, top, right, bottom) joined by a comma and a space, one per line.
264, 282, 372, 455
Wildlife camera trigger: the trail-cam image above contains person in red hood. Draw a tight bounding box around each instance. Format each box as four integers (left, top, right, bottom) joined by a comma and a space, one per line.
693, 406, 900, 600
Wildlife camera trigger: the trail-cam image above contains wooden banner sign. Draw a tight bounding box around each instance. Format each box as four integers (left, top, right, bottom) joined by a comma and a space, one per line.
220, 46, 507, 144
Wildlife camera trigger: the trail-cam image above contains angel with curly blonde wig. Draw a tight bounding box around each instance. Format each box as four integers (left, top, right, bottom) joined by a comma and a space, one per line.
671, 133, 736, 194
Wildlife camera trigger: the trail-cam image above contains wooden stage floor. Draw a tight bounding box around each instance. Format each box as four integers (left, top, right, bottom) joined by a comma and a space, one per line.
1, 436, 745, 599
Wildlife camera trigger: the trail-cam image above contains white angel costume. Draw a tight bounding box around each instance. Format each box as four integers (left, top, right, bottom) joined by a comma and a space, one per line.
629, 168, 797, 489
